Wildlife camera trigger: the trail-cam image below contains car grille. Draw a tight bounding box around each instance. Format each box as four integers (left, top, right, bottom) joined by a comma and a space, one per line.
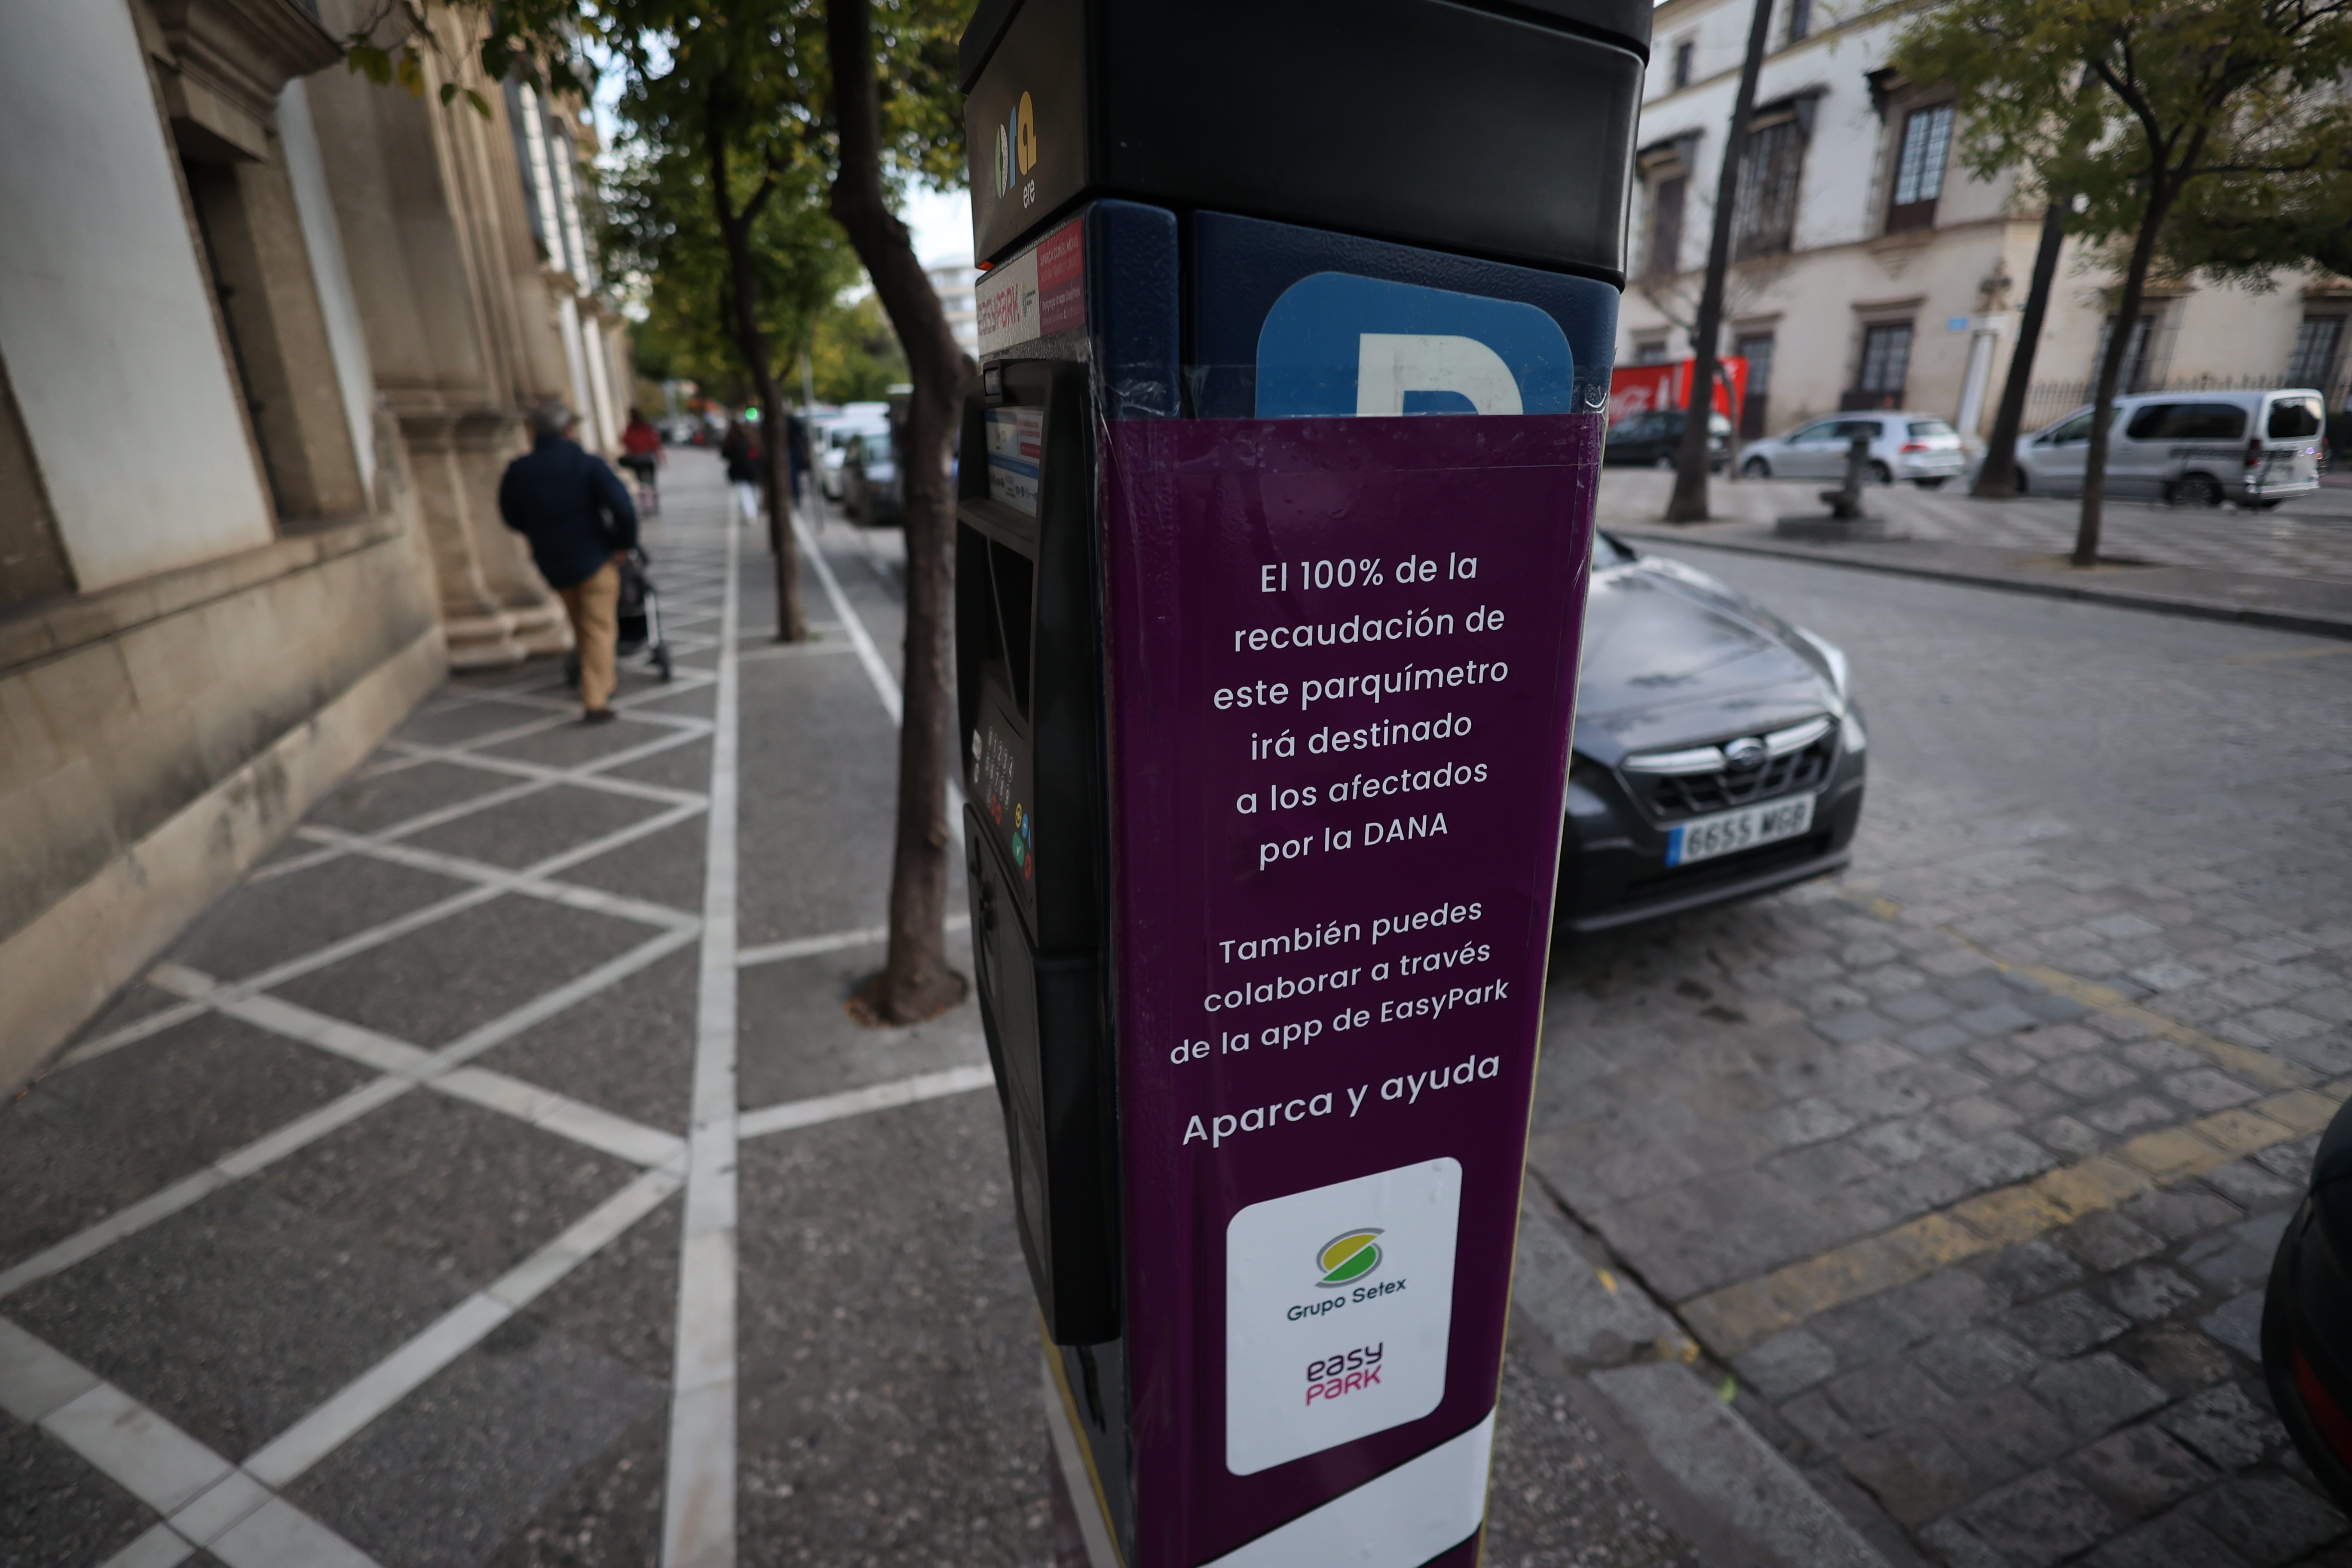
1620, 726, 1838, 822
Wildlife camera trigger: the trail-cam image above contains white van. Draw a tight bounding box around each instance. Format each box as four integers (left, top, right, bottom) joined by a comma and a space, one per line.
2013, 388, 2325, 508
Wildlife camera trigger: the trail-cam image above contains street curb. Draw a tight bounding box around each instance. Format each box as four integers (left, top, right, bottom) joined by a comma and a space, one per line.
1511, 1189, 1901, 1568
1612, 528, 2352, 642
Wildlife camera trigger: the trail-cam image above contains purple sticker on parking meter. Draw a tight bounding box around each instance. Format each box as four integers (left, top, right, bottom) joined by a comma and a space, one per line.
1099, 411, 1602, 1567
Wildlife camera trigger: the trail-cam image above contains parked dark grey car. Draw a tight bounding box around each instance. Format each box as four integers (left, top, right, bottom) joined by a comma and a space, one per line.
1556, 534, 1867, 933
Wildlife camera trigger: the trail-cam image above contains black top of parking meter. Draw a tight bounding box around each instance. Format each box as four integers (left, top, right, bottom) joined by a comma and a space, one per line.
960, 0, 1651, 281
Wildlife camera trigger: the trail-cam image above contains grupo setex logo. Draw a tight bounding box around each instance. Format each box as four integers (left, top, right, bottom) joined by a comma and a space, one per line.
993, 91, 1038, 198
1315, 1228, 1383, 1288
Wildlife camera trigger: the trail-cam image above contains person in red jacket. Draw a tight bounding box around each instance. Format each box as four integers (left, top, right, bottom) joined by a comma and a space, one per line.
619, 407, 665, 515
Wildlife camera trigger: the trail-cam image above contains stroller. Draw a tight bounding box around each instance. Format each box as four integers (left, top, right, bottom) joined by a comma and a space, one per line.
567, 549, 674, 688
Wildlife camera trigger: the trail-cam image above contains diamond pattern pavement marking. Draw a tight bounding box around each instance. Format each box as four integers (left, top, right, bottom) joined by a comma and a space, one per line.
0, 1318, 380, 1566
11, 481, 1014, 1566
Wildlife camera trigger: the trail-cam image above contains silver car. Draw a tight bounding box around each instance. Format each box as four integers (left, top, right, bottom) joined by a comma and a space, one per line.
2012, 388, 2324, 508
1738, 411, 1969, 487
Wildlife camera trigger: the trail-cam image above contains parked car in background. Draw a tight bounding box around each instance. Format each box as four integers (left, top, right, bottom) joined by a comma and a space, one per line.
1739, 411, 1967, 487
820, 421, 887, 500
2011, 388, 2325, 507
842, 428, 902, 526
2263, 1095, 2352, 1512
1604, 408, 1731, 471
1556, 533, 1865, 934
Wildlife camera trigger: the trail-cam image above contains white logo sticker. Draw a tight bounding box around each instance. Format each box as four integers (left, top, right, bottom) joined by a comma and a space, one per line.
1225, 1158, 1461, 1475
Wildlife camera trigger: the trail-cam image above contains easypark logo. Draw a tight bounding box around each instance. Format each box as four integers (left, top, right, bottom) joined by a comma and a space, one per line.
1305, 1343, 1384, 1407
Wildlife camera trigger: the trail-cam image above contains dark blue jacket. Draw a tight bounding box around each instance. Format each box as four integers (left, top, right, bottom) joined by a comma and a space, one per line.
497, 435, 639, 589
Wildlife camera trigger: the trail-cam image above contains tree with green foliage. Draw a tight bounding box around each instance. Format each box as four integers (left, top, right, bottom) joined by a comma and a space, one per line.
604, 138, 861, 425
422, 0, 975, 1022
1895, 0, 2352, 564
808, 292, 911, 403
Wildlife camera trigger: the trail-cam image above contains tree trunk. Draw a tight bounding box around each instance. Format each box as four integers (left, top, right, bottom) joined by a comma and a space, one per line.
1972, 198, 2068, 499
827, 0, 972, 1024
1666, 0, 1774, 523
2075, 181, 2175, 567
705, 94, 808, 640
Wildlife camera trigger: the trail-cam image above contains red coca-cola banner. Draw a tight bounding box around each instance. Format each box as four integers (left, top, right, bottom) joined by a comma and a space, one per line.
1607, 357, 1748, 426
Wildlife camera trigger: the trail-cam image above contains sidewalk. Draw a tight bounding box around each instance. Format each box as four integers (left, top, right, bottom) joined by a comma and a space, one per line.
1599, 471, 2352, 638
2, 453, 1727, 1568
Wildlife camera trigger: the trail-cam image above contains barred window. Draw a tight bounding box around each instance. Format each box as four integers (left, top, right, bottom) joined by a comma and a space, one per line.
1886, 104, 1952, 232
2287, 315, 2345, 390
1733, 116, 1806, 258
1857, 322, 1914, 399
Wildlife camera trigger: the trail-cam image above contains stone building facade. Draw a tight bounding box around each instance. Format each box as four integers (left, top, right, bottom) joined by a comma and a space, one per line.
1625, 0, 2352, 443
0, 0, 632, 1085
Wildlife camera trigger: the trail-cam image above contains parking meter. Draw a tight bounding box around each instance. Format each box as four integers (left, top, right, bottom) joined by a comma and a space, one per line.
955, 3, 1648, 1563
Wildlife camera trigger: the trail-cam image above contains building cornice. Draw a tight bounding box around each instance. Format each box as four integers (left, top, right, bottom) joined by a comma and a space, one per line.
149, 0, 340, 160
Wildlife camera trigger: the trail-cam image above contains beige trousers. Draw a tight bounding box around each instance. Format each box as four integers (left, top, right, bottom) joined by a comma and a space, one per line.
558, 560, 621, 712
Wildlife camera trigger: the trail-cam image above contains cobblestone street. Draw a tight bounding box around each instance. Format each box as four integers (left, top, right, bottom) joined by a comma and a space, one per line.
1531, 542, 2352, 1567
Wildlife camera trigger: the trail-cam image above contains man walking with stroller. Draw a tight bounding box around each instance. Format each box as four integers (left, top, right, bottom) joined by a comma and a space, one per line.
498, 402, 639, 724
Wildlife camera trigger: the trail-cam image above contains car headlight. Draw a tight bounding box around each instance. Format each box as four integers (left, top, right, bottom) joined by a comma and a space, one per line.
1841, 711, 1866, 755
1797, 629, 1849, 701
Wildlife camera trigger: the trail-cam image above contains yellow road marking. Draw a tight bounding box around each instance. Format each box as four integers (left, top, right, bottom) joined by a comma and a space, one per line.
1681, 1083, 2346, 1357
2224, 643, 2352, 666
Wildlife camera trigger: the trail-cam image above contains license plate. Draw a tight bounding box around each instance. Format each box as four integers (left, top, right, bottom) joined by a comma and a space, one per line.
1666, 793, 1816, 867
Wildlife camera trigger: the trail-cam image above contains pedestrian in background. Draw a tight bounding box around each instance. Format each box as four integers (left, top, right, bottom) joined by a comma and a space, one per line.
786, 411, 811, 506
498, 402, 639, 723
721, 416, 762, 527
619, 406, 665, 515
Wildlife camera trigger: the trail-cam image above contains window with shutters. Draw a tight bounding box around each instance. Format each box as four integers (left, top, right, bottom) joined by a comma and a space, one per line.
1672, 38, 1694, 89
1886, 103, 1952, 233
2287, 315, 2346, 390
1786, 0, 1813, 43
1853, 322, 1914, 406
1733, 116, 1806, 258
1645, 176, 1687, 279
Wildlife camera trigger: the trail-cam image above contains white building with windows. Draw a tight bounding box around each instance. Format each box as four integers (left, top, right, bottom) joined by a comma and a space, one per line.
1623, 0, 2352, 443
927, 256, 981, 360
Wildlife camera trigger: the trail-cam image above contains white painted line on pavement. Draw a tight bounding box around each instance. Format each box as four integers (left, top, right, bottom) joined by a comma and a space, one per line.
436, 926, 701, 1063
792, 516, 967, 850
665, 517, 741, 1568
146, 965, 687, 1169
97, 1524, 196, 1568
0, 1078, 413, 1301
295, 824, 700, 932
0, 1317, 385, 1566
735, 912, 969, 970
737, 1064, 996, 1140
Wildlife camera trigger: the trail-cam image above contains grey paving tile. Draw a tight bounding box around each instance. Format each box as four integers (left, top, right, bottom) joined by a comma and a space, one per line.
258, 1090, 637, 1288
550, 815, 706, 916
403, 784, 673, 873
1903, 1021, 1974, 1054
2081, 1509, 2251, 1568
2162, 1381, 2290, 1470
1840, 1421, 1981, 1526
735, 940, 989, 1109
2181, 1473, 2346, 1565
475, 714, 688, 771
164, 854, 473, 984
8, 1182, 462, 1459
1, 1012, 376, 1274
478, 1409, 667, 1568
288, 1317, 664, 1568
395, 701, 555, 748
472, 945, 698, 1135
307, 759, 519, 836
2027, 1354, 2167, 1439
2068, 1423, 2217, 1516
736, 1093, 1050, 1567
0, 1411, 154, 1568
597, 733, 712, 791
269, 894, 652, 1047
1961, 1467, 2120, 1566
